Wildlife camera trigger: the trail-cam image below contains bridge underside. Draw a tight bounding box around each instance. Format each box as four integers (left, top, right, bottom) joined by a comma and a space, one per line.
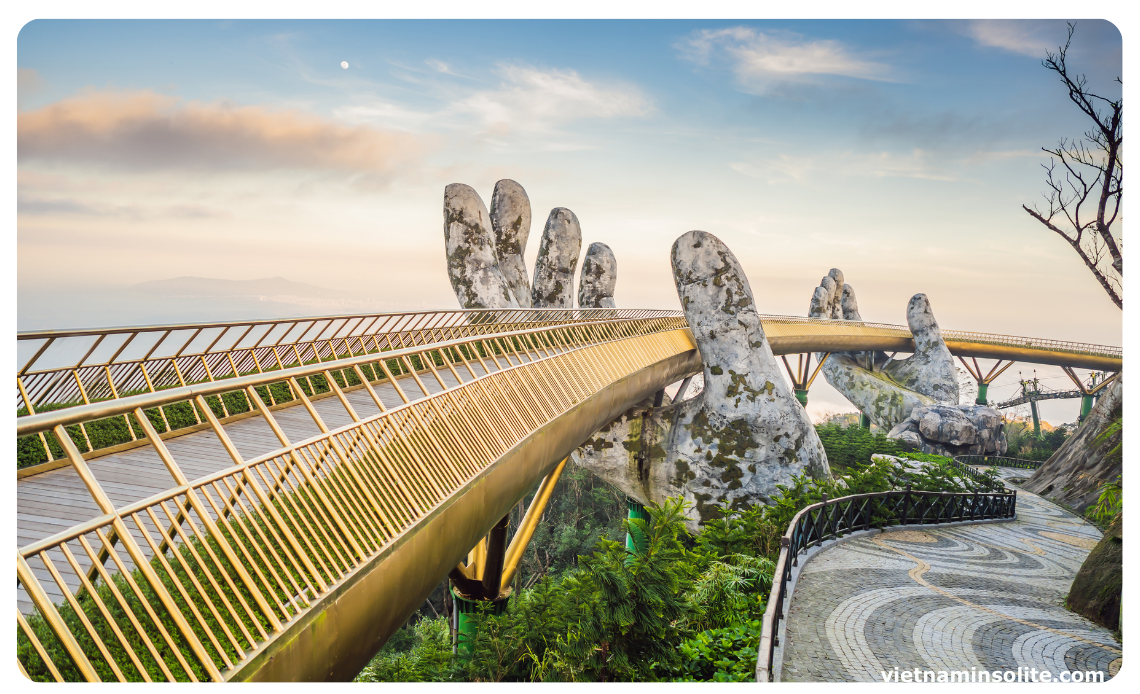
232, 348, 701, 681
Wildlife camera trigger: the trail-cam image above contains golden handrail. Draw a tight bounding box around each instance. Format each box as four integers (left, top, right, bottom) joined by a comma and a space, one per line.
16, 315, 697, 681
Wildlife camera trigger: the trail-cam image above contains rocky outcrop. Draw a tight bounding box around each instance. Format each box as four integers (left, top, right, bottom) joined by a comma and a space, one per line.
489, 179, 533, 307
810, 270, 958, 429
1022, 373, 1122, 514
532, 208, 581, 308
1066, 513, 1121, 632
887, 404, 1008, 457
575, 231, 830, 527
444, 184, 517, 309
578, 242, 617, 308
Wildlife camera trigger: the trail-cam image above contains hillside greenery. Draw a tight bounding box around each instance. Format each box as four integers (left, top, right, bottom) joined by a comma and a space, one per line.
357, 428, 995, 683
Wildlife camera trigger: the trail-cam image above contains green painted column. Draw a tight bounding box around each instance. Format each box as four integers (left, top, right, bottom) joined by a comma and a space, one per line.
794, 389, 808, 406
1080, 393, 1094, 421
453, 589, 479, 658
859, 413, 871, 429
1030, 400, 1041, 437
451, 588, 509, 659
625, 499, 649, 553
976, 382, 989, 406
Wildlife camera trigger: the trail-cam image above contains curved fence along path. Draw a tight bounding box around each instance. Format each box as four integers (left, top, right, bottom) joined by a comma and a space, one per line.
777, 469, 1120, 683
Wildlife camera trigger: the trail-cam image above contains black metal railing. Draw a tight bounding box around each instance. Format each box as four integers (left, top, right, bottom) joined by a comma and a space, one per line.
955, 455, 1046, 471
947, 456, 1006, 490
755, 486, 1017, 682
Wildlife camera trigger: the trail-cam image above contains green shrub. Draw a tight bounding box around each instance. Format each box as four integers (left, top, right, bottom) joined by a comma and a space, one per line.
660, 620, 763, 682
815, 423, 902, 472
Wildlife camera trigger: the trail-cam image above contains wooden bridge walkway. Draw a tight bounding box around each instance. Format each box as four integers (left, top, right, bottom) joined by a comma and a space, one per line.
16, 357, 510, 615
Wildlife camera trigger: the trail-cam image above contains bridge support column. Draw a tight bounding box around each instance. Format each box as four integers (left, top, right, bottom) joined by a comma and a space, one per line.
1030, 400, 1041, 438
448, 457, 569, 660
450, 514, 510, 660
958, 357, 1013, 407
626, 499, 649, 553
1062, 367, 1119, 424
1080, 393, 1095, 421
451, 588, 509, 658
859, 413, 871, 430
779, 352, 829, 410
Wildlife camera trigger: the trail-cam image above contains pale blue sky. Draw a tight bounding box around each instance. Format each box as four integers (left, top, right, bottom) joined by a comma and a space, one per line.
15, 18, 1123, 422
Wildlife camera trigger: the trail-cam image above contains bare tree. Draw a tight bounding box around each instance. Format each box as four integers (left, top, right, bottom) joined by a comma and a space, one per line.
1023, 22, 1123, 309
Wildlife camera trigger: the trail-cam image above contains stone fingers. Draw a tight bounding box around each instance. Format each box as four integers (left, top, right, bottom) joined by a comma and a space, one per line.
578, 242, 617, 309
444, 183, 517, 309
532, 207, 582, 308
490, 179, 533, 308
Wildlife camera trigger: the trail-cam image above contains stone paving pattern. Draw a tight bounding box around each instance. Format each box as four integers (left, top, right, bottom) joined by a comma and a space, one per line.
781, 469, 1121, 682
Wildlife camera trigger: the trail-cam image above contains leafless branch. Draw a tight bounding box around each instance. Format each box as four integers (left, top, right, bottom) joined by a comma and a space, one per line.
1025, 22, 1123, 306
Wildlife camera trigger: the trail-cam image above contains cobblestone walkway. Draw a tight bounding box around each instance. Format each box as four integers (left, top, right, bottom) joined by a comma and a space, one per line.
780, 473, 1121, 682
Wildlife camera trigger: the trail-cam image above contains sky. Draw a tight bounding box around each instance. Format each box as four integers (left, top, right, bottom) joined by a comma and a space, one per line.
14, 16, 1124, 424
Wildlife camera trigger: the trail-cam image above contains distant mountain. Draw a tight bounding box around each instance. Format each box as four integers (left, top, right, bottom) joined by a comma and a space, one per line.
132, 276, 352, 300
128, 276, 393, 314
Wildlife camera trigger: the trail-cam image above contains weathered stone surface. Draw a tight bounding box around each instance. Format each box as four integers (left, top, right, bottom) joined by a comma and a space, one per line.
531, 208, 581, 308
575, 231, 830, 527
489, 179, 532, 308
810, 270, 958, 429
443, 183, 517, 309
1067, 512, 1121, 631
1022, 373, 1122, 514
577, 242, 617, 309
886, 404, 1007, 456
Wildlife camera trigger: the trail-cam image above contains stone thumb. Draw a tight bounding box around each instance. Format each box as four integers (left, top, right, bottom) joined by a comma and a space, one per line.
671, 230, 788, 414
907, 293, 946, 355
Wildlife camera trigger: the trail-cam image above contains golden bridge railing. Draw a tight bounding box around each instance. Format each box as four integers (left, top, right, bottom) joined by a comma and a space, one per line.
15, 308, 679, 465
756, 315, 1121, 369
16, 315, 695, 681
16, 308, 678, 411
757, 315, 1121, 360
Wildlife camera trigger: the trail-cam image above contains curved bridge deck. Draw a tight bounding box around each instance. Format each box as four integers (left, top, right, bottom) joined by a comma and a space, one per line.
16, 315, 699, 681
18, 350, 497, 616
14, 310, 1121, 681
779, 474, 1120, 682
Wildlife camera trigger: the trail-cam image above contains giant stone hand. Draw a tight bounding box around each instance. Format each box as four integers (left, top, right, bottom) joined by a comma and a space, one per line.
575, 232, 830, 526
444, 180, 601, 309
809, 270, 1007, 456
809, 269, 958, 430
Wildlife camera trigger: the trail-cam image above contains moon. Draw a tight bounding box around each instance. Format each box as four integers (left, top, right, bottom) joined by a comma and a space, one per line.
340, 61, 349, 69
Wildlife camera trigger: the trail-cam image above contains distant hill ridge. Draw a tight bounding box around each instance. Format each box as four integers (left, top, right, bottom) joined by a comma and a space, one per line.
132, 276, 351, 300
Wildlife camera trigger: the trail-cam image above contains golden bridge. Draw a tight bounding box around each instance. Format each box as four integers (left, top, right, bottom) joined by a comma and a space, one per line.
14, 309, 1122, 681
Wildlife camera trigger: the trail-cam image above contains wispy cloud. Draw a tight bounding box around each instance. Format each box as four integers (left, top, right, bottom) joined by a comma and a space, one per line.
452, 64, 652, 135
18, 193, 231, 220
960, 20, 1065, 58
730, 149, 957, 183
18, 89, 432, 176
425, 59, 468, 78
678, 26, 892, 93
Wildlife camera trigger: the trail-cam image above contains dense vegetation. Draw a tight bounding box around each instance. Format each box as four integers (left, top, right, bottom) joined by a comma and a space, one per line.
1003, 417, 1072, 461
357, 428, 998, 683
